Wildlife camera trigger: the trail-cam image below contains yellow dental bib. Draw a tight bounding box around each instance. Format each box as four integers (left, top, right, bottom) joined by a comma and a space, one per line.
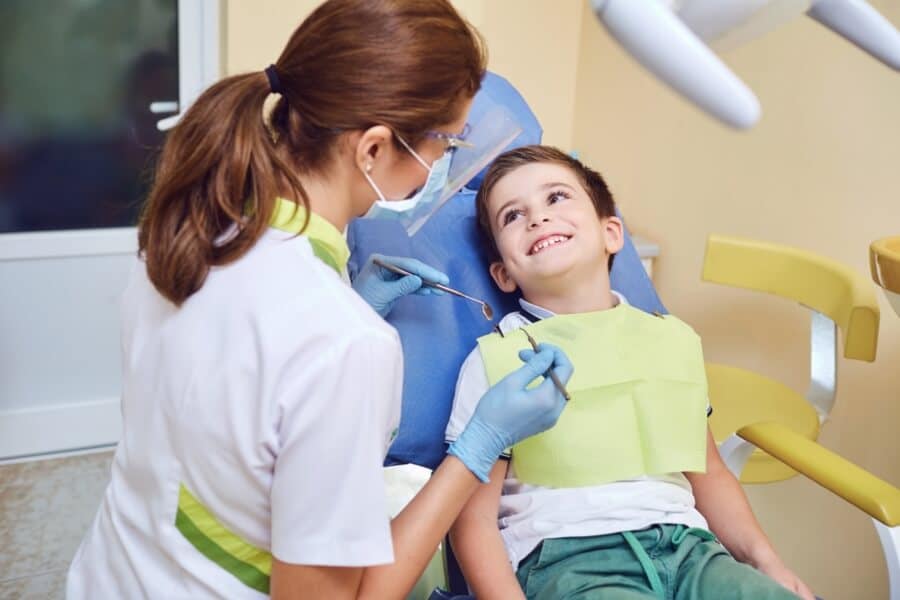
477, 304, 708, 488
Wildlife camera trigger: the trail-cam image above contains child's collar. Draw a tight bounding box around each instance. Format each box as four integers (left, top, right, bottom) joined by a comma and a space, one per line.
518, 291, 626, 322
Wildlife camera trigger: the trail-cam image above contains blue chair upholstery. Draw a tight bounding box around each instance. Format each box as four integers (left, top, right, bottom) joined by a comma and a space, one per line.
346, 72, 666, 470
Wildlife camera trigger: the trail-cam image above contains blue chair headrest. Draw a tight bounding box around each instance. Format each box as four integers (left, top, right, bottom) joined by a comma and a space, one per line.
347, 72, 666, 469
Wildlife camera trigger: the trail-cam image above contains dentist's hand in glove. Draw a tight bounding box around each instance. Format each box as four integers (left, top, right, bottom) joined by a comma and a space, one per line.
448, 343, 573, 482
352, 253, 449, 318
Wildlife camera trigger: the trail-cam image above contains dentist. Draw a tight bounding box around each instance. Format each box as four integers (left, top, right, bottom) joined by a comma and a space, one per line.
65, 1, 571, 598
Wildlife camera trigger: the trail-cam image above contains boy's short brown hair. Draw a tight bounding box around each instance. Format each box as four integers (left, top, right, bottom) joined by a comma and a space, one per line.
475, 145, 618, 266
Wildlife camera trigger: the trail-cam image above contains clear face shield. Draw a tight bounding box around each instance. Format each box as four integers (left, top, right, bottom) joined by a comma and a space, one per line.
362, 99, 524, 236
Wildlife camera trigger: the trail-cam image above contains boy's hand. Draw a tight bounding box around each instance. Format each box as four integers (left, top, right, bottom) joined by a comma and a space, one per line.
757, 558, 815, 600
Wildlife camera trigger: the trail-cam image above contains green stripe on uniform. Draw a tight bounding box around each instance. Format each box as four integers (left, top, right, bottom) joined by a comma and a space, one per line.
308, 239, 341, 274
268, 197, 350, 274
175, 484, 272, 594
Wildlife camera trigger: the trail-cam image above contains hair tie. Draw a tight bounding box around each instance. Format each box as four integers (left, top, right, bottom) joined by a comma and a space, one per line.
264, 64, 283, 95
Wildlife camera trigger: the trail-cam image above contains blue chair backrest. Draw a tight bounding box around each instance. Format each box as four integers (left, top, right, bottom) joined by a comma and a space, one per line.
347, 73, 666, 469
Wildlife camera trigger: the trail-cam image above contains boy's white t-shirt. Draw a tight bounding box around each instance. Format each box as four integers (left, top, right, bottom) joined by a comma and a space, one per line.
445, 295, 709, 570
67, 227, 402, 599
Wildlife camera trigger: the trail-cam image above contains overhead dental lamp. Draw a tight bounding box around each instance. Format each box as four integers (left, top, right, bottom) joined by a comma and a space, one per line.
591, 0, 900, 128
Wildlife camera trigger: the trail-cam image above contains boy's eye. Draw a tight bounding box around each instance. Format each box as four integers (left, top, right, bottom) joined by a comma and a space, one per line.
502, 209, 523, 226
548, 190, 570, 204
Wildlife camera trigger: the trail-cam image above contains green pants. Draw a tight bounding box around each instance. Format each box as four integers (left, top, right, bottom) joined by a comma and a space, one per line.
515, 524, 799, 600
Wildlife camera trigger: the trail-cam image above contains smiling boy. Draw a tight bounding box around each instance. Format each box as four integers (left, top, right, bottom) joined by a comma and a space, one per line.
444, 146, 813, 600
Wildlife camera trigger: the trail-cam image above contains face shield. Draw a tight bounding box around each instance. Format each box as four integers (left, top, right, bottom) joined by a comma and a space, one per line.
362, 98, 524, 236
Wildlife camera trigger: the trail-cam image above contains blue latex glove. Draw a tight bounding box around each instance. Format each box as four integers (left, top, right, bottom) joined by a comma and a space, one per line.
352, 253, 450, 318
448, 343, 573, 482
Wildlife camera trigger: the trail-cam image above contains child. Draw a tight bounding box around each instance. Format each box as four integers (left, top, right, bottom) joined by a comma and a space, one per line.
444, 146, 814, 599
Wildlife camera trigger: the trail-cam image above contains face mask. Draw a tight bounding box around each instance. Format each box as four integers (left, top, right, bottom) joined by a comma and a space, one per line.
359, 102, 525, 235
362, 138, 453, 233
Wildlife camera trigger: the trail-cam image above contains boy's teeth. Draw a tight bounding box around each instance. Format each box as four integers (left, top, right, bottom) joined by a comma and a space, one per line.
531, 235, 568, 254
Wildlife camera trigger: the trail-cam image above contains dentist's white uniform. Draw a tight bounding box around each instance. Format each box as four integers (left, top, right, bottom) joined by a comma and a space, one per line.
67, 222, 402, 598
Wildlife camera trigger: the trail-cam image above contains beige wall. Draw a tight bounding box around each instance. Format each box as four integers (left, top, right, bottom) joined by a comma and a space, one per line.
466, 1, 582, 149
224, 2, 900, 597
223, 1, 317, 75
573, 3, 900, 598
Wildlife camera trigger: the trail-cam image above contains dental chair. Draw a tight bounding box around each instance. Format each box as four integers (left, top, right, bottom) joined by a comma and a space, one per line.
702, 234, 900, 600
347, 73, 900, 600
872, 236, 900, 318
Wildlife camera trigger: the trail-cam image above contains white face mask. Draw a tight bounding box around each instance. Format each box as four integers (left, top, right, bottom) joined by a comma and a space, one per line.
362, 135, 453, 230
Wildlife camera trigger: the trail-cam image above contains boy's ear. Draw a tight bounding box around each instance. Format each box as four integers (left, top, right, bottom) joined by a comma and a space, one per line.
604, 216, 625, 255
489, 261, 518, 293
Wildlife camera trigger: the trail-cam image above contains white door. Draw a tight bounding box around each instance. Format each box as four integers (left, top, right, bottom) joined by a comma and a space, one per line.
0, 0, 220, 461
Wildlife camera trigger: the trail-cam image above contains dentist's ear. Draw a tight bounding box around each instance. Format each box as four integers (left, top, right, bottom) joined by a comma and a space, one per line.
354, 125, 395, 173
604, 216, 625, 255
489, 261, 518, 293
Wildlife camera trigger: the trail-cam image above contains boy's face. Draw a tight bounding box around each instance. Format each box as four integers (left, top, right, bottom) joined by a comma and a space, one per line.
485, 162, 623, 294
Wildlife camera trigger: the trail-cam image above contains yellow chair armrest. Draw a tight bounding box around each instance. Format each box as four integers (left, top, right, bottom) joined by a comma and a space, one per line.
703, 234, 879, 361
738, 421, 900, 527
871, 236, 900, 294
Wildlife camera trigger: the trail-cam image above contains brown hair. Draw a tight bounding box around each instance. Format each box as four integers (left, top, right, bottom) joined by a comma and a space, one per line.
475, 145, 618, 268
139, 0, 486, 305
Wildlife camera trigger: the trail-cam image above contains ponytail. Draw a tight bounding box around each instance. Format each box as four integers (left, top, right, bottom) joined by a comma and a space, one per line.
138, 72, 308, 305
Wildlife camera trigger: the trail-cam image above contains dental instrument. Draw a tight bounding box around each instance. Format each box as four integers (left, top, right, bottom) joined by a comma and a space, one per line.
372, 257, 494, 321
521, 328, 572, 402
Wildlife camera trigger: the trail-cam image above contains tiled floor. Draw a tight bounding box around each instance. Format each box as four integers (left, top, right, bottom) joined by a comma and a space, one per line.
0, 451, 114, 599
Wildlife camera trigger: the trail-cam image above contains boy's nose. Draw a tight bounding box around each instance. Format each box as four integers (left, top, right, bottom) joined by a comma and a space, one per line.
528, 216, 551, 229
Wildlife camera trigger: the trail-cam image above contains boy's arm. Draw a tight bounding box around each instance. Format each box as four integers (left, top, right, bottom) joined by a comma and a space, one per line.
449, 459, 526, 600
685, 427, 815, 600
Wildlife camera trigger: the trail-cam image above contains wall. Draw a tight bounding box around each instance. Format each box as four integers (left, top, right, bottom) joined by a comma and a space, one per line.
573, 3, 900, 598
466, 1, 582, 149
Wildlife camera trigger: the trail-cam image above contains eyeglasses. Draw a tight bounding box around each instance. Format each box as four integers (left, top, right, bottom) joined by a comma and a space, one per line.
424, 123, 473, 150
